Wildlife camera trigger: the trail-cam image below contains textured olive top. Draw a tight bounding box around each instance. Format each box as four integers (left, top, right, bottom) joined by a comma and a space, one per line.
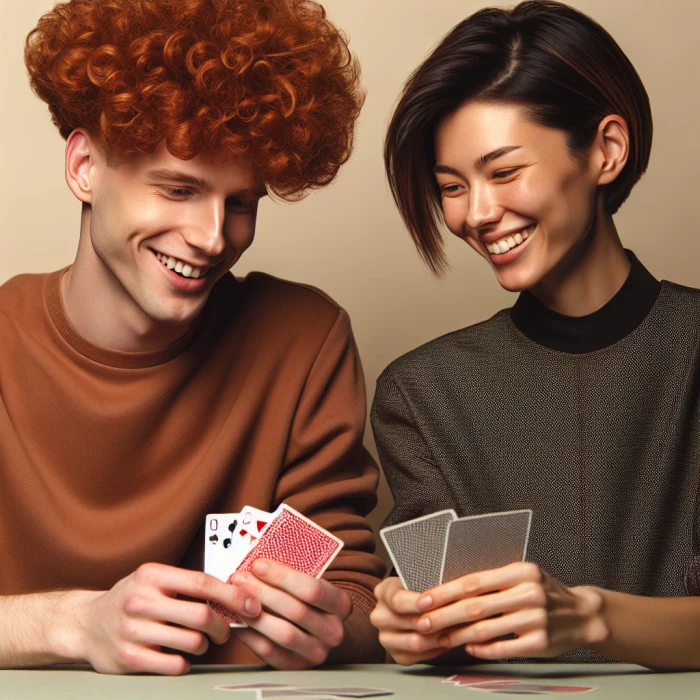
372, 253, 700, 663
0, 268, 385, 664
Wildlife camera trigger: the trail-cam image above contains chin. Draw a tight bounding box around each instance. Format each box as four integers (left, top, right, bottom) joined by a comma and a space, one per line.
493, 270, 538, 293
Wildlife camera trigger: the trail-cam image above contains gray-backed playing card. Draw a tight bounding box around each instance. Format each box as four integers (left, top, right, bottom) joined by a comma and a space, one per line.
439, 509, 532, 584
380, 510, 457, 592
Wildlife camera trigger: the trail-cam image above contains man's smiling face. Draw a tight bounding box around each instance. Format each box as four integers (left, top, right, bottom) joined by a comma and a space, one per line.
83, 138, 265, 329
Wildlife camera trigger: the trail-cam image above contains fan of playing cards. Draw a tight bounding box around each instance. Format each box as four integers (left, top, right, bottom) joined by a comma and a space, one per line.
205, 504, 343, 626
380, 509, 533, 592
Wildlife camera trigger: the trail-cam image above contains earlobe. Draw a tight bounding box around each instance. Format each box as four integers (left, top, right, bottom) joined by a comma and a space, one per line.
65, 130, 94, 204
596, 115, 629, 186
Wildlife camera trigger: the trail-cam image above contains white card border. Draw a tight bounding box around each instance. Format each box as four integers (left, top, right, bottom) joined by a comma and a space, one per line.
379, 509, 457, 591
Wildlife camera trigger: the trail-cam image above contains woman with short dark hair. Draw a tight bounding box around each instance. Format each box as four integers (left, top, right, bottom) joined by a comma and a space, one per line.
370, 0, 700, 669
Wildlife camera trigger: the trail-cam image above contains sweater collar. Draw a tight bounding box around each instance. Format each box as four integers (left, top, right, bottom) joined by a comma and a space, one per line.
509, 250, 661, 354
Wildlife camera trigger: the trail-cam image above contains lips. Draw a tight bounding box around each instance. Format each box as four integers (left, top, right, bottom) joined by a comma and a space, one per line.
153, 251, 208, 279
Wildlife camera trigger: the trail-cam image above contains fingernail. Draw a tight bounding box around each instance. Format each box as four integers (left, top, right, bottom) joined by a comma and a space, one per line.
417, 595, 433, 611
417, 617, 432, 632
244, 597, 260, 616
253, 560, 268, 577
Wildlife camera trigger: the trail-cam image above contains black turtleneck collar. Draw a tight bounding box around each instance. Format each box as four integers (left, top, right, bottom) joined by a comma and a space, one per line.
509, 251, 661, 353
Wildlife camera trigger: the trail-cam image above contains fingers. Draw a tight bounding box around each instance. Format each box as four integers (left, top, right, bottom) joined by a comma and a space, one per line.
417, 580, 546, 634
438, 607, 546, 650
118, 618, 210, 656
374, 576, 423, 615
233, 571, 345, 649
112, 644, 192, 676
122, 593, 232, 646
247, 560, 351, 618
417, 562, 544, 611
234, 627, 321, 670
132, 563, 261, 622
376, 628, 448, 665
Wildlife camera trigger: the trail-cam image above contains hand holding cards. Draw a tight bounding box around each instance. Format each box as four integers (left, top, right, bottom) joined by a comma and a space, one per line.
205, 504, 343, 625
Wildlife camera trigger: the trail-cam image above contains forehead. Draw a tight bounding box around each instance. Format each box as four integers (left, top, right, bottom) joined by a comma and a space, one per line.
434, 100, 568, 165
108, 141, 258, 190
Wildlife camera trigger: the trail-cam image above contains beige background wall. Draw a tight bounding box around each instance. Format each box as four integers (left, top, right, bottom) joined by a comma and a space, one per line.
1, 0, 699, 551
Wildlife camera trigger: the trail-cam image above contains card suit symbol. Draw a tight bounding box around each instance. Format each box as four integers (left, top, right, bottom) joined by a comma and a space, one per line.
240, 529, 248, 538
224, 538, 231, 548
228, 521, 237, 533
209, 535, 219, 544
256, 520, 266, 533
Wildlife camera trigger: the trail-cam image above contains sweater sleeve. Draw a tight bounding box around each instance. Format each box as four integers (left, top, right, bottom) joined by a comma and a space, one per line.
272, 308, 386, 662
371, 370, 457, 528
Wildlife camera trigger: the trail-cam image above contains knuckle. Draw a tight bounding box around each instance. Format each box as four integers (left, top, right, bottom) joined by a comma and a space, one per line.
119, 617, 141, 642
406, 632, 430, 653
523, 562, 544, 582
170, 655, 190, 676
473, 623, 493, 643
308, 642, 329, 666
532, 629, 549, 651
123, 594, 148, 617
464, 600, 484, 619
194, 603, 215, 629
254, 636, 276, 659
191, 571, 211, 598
286, 600, 309, 625
278, 625, 299, 648
134, 562, 159, 585
462, 575, 479, 594
326, 618, 345, 648
117, 644, 142, 671
187, 631, 209, 655
532, 607, 548, 628
306, 580, 325, 606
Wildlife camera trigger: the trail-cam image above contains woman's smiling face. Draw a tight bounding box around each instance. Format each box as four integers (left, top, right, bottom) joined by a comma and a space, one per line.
434, 100, 602, 293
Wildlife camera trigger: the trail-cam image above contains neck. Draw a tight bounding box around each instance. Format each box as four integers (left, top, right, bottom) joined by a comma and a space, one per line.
62, 205, 192, 353
529, 199, 630, 317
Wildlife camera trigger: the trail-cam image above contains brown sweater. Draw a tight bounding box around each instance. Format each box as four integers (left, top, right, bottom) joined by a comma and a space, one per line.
0, 268, 386, 664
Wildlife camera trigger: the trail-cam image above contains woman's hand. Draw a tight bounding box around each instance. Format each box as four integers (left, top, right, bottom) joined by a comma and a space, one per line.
370, 577, 450, 664
415, 562, 609, 659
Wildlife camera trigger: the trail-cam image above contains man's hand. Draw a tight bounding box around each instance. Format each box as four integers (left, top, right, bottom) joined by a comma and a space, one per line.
414, 562, 608, 659
230, 559, 353, 669
63, 563, 262, 675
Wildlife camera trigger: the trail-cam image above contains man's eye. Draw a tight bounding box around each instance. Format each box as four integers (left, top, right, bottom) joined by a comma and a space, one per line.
227, 198, 255, 212
163, 187, 191, 197
493, 168, 518, 180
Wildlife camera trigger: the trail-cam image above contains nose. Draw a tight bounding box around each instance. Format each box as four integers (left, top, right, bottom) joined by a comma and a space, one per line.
183, 197, 227, 257
465, 182, 502, 231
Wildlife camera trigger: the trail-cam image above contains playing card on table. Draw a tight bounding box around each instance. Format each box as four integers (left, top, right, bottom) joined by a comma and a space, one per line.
204, 513, 240, 582
440, 509, 532, 584
380, 510, 457, 592
221, 504, 344, 626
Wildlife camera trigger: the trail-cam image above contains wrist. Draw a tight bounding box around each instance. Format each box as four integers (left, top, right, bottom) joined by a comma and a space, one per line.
573, 585, 610, 647
44, 590, 101, 663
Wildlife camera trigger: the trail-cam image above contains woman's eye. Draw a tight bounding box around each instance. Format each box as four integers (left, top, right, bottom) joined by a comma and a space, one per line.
441, 184, 462, 196
493, 168, 518, 180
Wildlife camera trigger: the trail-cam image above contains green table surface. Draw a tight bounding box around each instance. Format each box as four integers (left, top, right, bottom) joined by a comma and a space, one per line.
1, 663, 700, 699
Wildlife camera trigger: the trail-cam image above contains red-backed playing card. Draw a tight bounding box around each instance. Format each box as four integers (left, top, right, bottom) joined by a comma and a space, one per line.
215, 504, 343, 625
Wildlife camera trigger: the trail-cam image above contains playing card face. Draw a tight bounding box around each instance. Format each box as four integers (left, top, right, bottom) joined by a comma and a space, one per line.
380, 510, 457, 592
440, 509, 532, 584
221, 504, 344, 625
204, 513, 240, 582
228, 506, 273, 570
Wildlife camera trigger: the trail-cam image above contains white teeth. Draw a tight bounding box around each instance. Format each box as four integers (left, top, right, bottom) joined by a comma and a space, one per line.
155, 251, 207, 279
486, 227, 533, 255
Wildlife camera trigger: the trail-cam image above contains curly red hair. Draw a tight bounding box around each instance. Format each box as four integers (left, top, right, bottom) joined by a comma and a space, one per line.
25, 0, 363, 198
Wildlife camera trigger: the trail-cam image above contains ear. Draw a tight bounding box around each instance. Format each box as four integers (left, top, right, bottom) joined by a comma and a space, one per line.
65, 129, 97, 204
593, 115, 629, 186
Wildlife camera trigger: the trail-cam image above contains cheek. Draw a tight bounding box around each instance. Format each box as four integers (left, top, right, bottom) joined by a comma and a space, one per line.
441, 198, 468, 239
226, 216, 256, 253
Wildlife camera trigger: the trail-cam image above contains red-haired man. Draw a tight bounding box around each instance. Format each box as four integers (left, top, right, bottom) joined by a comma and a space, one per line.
0, 0, 385, 674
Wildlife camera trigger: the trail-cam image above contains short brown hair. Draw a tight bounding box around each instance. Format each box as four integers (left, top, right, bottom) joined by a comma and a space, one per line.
25, 0, 364, 199
385, 0, 653, 275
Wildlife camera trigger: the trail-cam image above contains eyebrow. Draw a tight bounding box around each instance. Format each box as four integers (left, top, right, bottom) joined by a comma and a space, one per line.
145, 168, 267, 198
433, 145, 522, 176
